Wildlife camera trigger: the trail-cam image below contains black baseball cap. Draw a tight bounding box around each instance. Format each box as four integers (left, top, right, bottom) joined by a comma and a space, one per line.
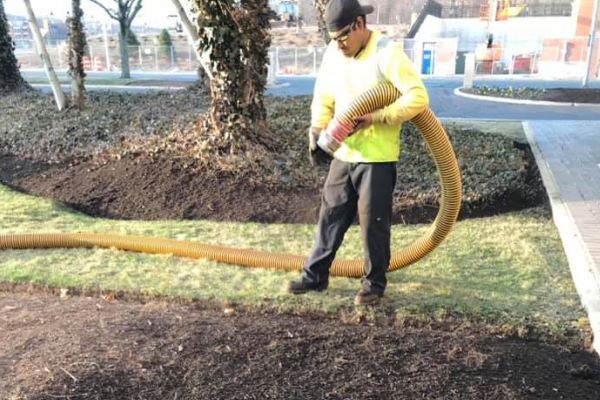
325, 0, 374, 32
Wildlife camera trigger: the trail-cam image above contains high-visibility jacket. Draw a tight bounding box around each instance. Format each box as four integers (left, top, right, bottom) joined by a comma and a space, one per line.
311, 31, 429, 163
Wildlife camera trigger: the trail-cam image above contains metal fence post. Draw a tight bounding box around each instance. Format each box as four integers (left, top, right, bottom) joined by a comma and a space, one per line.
154, 46, 158, 71
90, 45, 95, 70
294, 47, 298, 74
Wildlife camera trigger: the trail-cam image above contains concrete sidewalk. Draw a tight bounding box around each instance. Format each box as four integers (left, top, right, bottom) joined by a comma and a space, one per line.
524, 120, 600, 353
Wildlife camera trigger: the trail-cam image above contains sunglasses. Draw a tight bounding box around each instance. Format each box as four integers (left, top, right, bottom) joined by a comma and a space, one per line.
331, 21, 357, 43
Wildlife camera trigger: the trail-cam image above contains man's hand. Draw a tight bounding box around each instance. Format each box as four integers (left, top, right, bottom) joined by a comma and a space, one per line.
308, 127, 330, 166
353, 113, 374, 132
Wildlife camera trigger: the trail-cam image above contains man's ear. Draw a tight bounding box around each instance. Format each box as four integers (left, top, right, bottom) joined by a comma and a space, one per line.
356, 16, 365, 30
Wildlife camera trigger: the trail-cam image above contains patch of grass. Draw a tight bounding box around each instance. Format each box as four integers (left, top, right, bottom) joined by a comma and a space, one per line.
0, 183, 585, 334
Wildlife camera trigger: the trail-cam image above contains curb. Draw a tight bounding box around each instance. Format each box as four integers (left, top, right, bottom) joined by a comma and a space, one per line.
454, 87, 600, 107
523, 121, 600, 355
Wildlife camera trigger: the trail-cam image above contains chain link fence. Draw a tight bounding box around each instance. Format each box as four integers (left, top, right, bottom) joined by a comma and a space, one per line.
15, 37, 600, 82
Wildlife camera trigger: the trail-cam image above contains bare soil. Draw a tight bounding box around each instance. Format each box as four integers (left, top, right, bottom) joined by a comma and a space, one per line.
1, 287, 599, 400
0, 146, 545, 225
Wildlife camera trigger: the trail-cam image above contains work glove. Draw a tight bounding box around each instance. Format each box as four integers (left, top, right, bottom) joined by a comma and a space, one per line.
308, 127, 331, 166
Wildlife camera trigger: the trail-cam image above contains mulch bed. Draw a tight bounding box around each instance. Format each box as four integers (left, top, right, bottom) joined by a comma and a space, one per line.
535, 88, 600, 104
0, 148, 545, 225
1, 288, 599, 400
463, 87, 600, 104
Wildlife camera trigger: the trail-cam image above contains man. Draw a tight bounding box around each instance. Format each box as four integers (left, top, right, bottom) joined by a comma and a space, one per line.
288, 0, 429, 305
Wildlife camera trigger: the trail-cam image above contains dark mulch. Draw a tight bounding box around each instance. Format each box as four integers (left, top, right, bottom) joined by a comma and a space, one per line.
0, 148, 545, 224
463, 87, 600, 104
537, 88, 600, 104
1, 288, 599, 400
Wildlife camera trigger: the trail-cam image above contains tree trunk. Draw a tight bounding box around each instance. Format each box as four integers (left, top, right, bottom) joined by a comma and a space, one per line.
0, 0, 30, 93
23, 0, 66, 110
314, 0, 331, 45
118, 24, 131, 79
193, 0, 272, 154
68, 0, 86, 110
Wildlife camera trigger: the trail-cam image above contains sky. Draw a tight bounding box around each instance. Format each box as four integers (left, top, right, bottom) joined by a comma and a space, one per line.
4, 0, 179, 28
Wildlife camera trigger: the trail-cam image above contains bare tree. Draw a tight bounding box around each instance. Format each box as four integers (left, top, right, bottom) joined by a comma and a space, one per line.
0, 0, 29, 93
89, 0, 142, 79
192, 0, 272, 154
68, 0, 87, 110
23, 0, 66, 110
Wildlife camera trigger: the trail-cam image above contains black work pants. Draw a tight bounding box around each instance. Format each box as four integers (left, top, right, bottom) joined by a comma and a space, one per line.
301, 159, 397, 294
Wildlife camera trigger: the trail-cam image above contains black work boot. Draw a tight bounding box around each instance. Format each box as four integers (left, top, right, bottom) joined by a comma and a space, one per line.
354, 287, 383, 306
287, 279, 328, 295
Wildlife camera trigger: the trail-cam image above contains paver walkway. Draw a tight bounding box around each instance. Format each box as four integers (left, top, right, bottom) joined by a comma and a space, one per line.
524, 120, 600, 353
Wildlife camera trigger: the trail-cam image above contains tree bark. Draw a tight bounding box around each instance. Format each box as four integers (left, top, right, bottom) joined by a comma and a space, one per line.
118, 25, 131, 78
0, 0, 30, 93
169, 0, 212, 81
313, 0, 331, 45
68, 0, 86, 110
193, 0, 272, 154
24, 0, 66, 110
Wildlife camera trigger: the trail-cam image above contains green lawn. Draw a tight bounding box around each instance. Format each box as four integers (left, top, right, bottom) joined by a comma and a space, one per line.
0, 183, 586, 334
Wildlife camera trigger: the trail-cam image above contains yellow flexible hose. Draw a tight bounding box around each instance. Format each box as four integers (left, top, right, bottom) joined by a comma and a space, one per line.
0, 84, 461, 277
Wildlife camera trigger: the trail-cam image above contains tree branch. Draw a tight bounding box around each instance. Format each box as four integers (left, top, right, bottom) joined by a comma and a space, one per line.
88, 0, 118, 21
127, 0, 143, 27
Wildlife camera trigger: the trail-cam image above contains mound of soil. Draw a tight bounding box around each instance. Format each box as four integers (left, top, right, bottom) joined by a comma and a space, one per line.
1, 288, 598, 400
0, 147, 545, 224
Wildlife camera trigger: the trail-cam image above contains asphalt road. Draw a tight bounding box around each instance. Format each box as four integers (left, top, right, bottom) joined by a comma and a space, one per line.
22, 70, 600, 121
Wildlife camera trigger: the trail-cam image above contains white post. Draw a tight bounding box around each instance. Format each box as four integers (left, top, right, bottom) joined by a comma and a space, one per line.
23, 0, 66, 111
90, 45, 95, 70
154, 46, 158, 70
103, 21, 111, 72
463, 53, 475, 88
267, 51, 276, 86
583, 0, 600, 87
138, 46, 142, 68
294, 47, 298, 74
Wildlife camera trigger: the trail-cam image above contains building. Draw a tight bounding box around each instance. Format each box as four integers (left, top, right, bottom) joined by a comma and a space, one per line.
407, 0, 599, 76
6, 14, 32, 49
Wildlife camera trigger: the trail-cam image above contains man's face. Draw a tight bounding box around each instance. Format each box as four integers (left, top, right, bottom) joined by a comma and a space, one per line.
330, 18, 363, 57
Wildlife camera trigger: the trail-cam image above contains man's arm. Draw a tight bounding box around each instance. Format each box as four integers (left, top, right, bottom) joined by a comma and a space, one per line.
371, 45, 429, 125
